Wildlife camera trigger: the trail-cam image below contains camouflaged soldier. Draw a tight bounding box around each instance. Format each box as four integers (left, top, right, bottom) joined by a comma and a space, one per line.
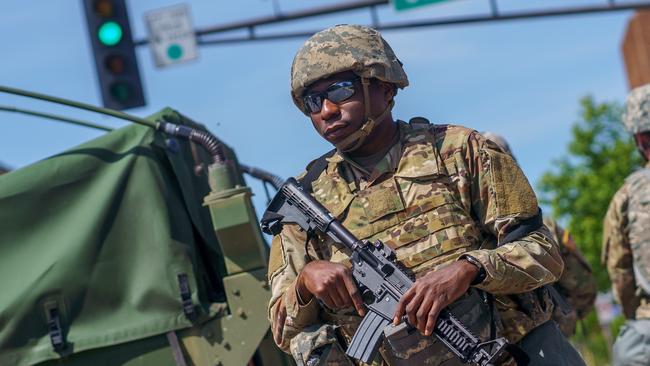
268, 24, 585, 366
482, 132, 598, 338
602, 84, 650, 366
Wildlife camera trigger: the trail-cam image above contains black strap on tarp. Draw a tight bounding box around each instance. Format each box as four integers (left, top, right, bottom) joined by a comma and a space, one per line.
46, 305, 66, 353
177, 273, 196, 321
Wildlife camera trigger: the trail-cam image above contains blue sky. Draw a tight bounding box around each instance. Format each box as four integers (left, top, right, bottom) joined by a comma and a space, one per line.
0, 0, 636, 212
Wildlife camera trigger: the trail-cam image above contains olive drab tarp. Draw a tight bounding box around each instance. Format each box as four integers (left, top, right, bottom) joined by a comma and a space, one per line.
0, 109, 233, 366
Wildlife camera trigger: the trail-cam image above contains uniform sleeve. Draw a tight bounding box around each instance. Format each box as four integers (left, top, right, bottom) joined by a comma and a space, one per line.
460, 132, 564, 295
602, 185, 639, 319
547, 218, 597, 318
267, 223, 321, 352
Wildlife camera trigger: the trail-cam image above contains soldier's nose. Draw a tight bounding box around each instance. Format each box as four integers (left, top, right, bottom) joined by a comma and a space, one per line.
320, 98, 340, 121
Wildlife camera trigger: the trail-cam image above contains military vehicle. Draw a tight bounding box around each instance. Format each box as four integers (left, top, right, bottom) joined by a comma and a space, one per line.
0, 86, 293, 366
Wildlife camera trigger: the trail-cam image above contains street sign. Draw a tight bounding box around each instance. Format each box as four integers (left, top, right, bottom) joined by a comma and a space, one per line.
145, 4, 198, 68
393, 0, 455, 11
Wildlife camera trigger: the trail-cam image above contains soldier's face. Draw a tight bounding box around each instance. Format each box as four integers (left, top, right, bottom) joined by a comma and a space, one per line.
304, 71, 391, 145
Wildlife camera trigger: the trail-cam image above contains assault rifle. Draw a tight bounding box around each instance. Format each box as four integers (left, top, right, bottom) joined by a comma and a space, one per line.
261, 177, 512, 366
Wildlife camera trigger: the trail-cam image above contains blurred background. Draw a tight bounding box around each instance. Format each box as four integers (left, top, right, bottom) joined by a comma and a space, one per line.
3, 1, 650, 364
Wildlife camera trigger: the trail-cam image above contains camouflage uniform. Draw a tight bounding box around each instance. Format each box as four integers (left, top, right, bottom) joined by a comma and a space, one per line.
481, 132, 597, 337
602, 84, 650, 366
269, 24, 574, 365
604, 161, 650, 320
269, 121, 566, 365
544, 217, 597, 337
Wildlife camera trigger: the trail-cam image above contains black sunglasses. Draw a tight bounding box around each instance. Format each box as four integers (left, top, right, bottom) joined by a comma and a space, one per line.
302, 78, 360, 114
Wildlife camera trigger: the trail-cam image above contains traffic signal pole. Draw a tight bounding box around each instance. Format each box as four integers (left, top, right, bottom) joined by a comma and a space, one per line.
132, 0, 650, 46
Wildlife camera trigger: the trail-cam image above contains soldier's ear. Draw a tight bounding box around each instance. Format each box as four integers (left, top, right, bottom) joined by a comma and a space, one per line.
377, 81, 397, 103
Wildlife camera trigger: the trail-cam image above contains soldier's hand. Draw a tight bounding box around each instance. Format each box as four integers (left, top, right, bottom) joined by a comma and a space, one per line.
392, 260, 478, 336
296, 260, 366, 316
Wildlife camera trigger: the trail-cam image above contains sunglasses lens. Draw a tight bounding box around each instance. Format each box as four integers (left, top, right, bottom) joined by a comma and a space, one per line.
327, 84, 355, 103
302, 80, 357, 114
303, 95, 322, 114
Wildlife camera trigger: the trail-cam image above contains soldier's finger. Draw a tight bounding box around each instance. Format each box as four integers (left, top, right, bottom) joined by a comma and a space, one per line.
342, 274, 365, 316
328, 286, 346, 309
415, 297, 434, 333
335, 280, 352, 307
319, 293, 337, 310
393, 290, 415, 325
424, 302, 443, 336
404, 293, 424, 327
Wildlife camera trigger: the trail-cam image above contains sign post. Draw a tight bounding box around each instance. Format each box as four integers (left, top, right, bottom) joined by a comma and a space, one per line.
145, 4, 198, 68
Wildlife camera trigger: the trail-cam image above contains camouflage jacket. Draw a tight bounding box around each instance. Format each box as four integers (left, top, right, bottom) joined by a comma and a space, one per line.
267, 121, 563, 363
603, 161, 650, 320
544, 217, 597, 337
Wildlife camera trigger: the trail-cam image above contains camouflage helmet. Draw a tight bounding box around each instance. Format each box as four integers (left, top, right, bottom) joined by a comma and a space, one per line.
290, 24, 409, 114
623, 84, 650, 134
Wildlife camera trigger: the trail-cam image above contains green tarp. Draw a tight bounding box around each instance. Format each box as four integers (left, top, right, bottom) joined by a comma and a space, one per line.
0, 109, 229, 365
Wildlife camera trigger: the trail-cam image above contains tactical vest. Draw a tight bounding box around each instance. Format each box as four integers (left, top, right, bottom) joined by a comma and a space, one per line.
306, 121, 551, 349
626, 168, 650, 295
310, 121, 482, 277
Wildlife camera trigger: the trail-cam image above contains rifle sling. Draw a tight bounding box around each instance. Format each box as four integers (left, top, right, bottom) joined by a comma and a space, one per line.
299, 149, 335, 193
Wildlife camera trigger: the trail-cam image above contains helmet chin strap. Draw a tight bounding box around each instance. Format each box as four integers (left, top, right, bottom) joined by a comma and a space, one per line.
334, 78, 394, 152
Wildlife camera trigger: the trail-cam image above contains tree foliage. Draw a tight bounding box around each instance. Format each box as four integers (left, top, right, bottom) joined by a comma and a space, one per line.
538, 96, 643, 290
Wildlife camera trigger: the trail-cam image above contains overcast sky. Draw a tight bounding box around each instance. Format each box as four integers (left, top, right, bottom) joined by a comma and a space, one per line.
0, 0, 638, 213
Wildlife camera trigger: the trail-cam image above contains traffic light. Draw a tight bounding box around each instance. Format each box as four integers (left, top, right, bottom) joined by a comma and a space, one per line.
83, 0, 145, 110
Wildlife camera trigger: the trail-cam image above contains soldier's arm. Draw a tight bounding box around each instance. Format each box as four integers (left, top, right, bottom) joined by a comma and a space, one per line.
602, 185, 639, 318
268, 224, 321, 352
553, 224, 597, 319
460, 132, 564, 295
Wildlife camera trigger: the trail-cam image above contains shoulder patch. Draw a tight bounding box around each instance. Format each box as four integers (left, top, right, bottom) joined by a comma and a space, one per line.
487, 149, 538, 217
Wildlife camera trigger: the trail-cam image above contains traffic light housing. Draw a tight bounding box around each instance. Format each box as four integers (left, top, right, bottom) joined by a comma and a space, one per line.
83, 0, 145, 110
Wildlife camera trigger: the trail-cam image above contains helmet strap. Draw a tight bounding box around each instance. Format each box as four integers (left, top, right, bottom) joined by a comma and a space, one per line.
334, 78, 394, 152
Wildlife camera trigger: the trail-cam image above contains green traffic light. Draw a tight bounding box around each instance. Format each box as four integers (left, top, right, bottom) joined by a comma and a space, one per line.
109, 82, 131, 102
98, 21, 123, 46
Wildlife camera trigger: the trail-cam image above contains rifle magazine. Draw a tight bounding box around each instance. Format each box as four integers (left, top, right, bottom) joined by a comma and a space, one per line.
346, 311, 390, 363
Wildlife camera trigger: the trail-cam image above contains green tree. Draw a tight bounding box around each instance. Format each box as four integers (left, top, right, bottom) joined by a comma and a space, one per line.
538, 96, 643, 365
539, 96, 642, 290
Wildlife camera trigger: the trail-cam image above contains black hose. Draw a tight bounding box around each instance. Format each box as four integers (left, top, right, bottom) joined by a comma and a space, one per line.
189, 128, 225, 165
239, 164, 285, 190
156, 121, 226, 165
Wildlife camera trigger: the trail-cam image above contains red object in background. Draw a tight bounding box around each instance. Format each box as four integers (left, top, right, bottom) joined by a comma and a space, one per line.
623, 10, 650, 90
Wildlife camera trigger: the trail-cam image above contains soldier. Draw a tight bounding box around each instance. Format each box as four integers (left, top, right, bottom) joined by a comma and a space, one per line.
268, 24, 585, 365
482, 132, 598, 338
602, 84, 650, 366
